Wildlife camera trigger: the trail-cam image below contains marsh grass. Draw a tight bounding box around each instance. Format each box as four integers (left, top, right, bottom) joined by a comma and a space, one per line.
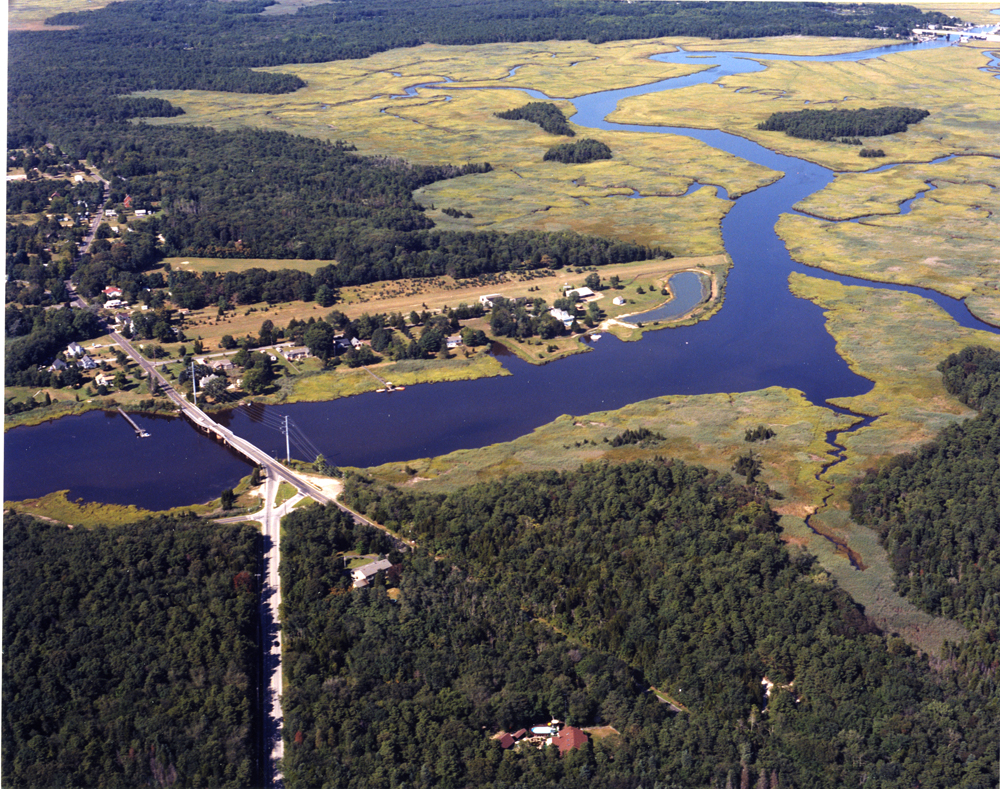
138, 40, 781, 254
779, 156, 1000, 324
779, 513, 967, 657
615, 44, 1000, 171
5, 490, 214, 528
365, 386, 849, 503
789, 272, 1000, 486
4, 469, 262, 527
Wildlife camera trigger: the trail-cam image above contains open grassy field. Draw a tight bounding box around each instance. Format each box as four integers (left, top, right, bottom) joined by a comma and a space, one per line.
778, 156, 1000, 325
913, 2, 1000, 25
284, 352, 508, 403
167, 257, 337, 275
7, 0, 118, 29
614, 42, 1000, 171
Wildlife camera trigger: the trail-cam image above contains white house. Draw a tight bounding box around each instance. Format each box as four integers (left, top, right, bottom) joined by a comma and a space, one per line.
351, 558, 394, 588
66, 342, 85, 357
549, 308, 575, 328
612, 297, 626, 306
480, 293, 503, 308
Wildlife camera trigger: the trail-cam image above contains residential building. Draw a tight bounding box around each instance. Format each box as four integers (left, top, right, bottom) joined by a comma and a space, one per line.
351, 557, 394, 588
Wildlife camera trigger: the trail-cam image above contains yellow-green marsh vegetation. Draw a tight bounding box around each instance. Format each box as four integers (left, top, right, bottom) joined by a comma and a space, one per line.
789, 272, 1000, 487
778, 156, 1000, 324
614, 44, 1000, 170
365, 386, 852, 505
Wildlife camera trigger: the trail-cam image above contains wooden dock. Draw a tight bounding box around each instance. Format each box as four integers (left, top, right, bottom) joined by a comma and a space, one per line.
365, 367, 404, 392
117, 407, 150, 438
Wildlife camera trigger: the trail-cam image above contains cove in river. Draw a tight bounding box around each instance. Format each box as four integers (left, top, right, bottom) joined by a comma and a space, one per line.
6, 36, 999, 510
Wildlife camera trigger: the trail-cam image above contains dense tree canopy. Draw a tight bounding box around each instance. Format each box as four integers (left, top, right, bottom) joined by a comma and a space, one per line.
851, 347, 1000, 626
543, 139, 614, 164
2, 514, 260, 788
496, 102, 576, 136
322, 459, 997, 788
757, 107, 931, 140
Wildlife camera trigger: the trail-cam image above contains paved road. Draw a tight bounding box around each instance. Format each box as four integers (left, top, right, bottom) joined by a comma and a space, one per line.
66, 258, 394, 786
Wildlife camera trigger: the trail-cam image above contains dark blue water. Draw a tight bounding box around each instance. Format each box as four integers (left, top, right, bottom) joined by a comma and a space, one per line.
6, 36, 999, 508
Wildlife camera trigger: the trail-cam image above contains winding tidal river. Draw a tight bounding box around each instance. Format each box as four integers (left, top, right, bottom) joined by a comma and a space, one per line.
6, 35, 999, 509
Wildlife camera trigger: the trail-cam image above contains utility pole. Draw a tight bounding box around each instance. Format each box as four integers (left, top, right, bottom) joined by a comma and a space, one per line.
283, 415, 290, 463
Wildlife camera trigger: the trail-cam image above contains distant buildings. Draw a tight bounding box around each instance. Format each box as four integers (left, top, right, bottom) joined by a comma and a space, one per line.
494, 720, 590, 755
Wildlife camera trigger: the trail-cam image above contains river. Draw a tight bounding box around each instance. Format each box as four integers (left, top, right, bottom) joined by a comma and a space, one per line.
6, 34, 999, 509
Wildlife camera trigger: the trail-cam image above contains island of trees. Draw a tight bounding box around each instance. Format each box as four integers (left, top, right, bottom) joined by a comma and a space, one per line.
496, 102, 576, 136
543, 139, 613, 164
757, 107, 931, 140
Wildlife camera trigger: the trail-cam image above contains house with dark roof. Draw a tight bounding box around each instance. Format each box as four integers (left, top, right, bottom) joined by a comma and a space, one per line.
351, 557, 394, 588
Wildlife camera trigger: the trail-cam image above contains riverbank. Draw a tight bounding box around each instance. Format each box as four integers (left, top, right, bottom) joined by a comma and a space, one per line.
3, 469, 262, 528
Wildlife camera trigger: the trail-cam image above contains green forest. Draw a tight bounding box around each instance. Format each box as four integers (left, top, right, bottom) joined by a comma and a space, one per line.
756, 107, 931, 141
274, 457, 996, 788
2, 514, 260, 788
851, 347, 1000, 636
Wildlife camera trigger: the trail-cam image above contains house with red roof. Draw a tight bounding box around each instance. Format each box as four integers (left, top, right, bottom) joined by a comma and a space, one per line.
550, 726, 589, 755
